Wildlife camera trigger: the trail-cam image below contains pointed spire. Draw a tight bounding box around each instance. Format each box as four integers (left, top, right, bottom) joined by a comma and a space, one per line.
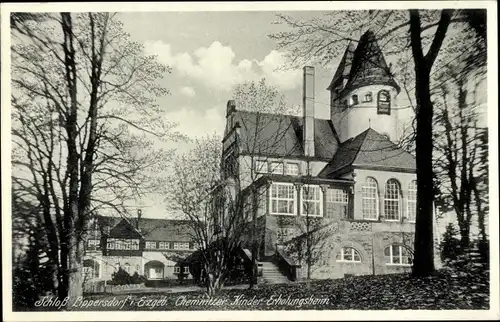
343, 29, 400, 93
327, 41, 356, 91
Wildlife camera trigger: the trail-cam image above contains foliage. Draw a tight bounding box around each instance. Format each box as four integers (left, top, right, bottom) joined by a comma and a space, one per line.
12, 220, 55, 310
440, 223, 462, 263
109, 268, 146, 285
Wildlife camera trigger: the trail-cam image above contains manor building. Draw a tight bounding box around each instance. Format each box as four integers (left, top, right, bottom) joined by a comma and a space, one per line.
82, 214, 197, 283
220, 30, 439, 281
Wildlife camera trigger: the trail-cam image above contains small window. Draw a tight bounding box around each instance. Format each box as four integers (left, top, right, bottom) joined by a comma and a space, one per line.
145, 241, 157, 249
385, 245, 412, 265
174, 266, 181, 274
285, 163, 300, 176
174, 242, 190, 250
270, 162, 284, 175
255, 160, 268, 174
351, 94, 359, 105
336, 247, 362, 262
159, 242, 169, 249
183, 267, 189, 274
364, 92, 373, 102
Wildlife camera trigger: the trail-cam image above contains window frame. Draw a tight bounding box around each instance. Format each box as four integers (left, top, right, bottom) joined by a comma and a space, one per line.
377, 90, 391, 115
327, 188, 349, 219
301, 184, 323, 217
270, 161, 284, 175
351, 94, 359, 105
336, 247, 362, 263
145, 241, 157, 249
384, 179, 402, 221
285, 162, 300, 176
407, 180, 417, 222
174, 266, 181, 274
362, 178, 379, 220
385, 245, 413, 266
269, 182, 297, 216
364, 92, 373, 102
174, 242, 190, 250
183, 266, 190, 274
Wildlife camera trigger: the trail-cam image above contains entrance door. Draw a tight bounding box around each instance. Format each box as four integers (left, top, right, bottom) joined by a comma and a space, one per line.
149, 267, 162, 279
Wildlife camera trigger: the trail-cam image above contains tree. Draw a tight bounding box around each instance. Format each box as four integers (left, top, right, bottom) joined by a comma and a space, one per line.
11, 13, 176, 304
168, 135, 250, 295
440, 223, 461, 263
270, 9, 486, 277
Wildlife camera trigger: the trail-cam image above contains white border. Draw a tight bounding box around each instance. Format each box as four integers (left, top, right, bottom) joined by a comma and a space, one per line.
1, 1, 498, 321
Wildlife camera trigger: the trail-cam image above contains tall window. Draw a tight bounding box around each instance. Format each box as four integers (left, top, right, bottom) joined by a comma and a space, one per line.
362, 178, 379, 220
377, 90, 391, 114
270, 162, 284, 174
384, 245, 412, 265
407, 180, 417, 222
270, 183, 296, 215
301, 185, 323, 217
384, 179, 401, 221
336, 247, 361, 262
326, 188, 349, 219
285, 163, 300, 176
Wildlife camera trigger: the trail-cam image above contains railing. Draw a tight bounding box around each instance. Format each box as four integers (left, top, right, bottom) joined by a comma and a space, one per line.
274, 244, 301, 281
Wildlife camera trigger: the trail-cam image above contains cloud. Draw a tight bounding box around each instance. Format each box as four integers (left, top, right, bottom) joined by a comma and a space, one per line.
180, 86, 196, 97
144, 40, 301, 92
166, 106, 225, 139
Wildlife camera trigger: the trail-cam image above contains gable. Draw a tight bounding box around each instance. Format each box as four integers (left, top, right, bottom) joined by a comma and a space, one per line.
109, 219, 143, 239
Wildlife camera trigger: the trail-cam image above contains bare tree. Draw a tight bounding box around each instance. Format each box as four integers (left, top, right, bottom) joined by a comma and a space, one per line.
11, 13, 177, 303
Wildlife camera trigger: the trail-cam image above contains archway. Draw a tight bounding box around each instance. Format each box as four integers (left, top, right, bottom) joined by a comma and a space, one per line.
144, 260, 165, 280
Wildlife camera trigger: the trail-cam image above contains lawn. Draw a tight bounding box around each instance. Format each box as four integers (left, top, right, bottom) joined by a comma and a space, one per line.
73, 267, 489, 311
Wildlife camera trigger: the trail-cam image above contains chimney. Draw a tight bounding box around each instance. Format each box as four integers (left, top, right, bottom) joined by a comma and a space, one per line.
303, 66, 315, 157
136, 209, 142, 230
226, 100, 236, 118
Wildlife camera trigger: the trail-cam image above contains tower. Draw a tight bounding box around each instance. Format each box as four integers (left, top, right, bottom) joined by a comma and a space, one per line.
329, 30, 401, 143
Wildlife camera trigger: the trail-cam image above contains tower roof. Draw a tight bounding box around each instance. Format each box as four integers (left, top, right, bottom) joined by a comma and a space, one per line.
326, 41, 356, 91
340, 30, 400, 94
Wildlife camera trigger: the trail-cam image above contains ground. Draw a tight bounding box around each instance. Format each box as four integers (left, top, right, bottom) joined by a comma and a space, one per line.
70, 267, 489, 311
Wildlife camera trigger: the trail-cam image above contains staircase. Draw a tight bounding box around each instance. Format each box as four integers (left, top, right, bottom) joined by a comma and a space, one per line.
260, 261, 291, 284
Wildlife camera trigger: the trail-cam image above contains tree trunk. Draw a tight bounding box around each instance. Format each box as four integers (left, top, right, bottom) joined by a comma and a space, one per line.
249, 188, 259, 289
409, 9, 453, 277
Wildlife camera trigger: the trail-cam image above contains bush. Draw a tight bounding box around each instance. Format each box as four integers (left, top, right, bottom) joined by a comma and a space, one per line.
110, 268, 146, 285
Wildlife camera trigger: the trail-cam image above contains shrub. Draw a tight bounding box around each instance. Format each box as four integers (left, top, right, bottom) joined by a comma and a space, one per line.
440, 223, 462, 264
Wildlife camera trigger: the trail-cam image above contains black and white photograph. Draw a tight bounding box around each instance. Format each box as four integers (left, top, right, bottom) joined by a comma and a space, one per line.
1, 2, 498, 321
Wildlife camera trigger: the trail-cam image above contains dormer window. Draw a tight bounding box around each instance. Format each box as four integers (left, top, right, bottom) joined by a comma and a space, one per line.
351, 94, 359, 105
364, 92, 373, 102
377, 90, 391, 115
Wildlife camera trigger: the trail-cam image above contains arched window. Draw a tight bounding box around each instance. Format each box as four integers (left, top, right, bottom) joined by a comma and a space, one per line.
384, 179, 402, 221
384, 245, 413, 265
364, 92, 373, 102
377, 90, 391, 114
407, 180, 417, 222
362, 178, 379, 220
351, 94, 359, 105
336, 247, 362, 262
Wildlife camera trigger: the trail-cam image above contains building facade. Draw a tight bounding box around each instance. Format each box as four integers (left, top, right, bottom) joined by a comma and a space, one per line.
219, 30, 439, 280
82, 215, 197, 284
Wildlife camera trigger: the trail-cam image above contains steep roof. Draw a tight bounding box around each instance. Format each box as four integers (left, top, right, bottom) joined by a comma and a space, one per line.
234, 110, 339, 161
343, 30, 400, 94
327, 41, 356, 91
109, 217, 194, 242
318, 128, 416, 178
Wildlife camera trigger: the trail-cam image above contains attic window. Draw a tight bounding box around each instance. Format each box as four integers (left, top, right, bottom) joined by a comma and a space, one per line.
351, 95, 359, 105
